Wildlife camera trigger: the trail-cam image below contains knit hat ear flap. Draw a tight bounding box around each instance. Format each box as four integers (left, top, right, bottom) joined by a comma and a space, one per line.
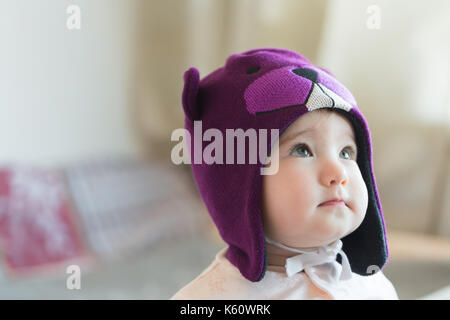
182, 67, 201, 122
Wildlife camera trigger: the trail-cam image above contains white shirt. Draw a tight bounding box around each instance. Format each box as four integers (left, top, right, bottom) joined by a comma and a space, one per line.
170, 247, 399, 300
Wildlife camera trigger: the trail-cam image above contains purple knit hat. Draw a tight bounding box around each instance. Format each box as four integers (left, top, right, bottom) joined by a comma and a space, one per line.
181, 48, 389, 282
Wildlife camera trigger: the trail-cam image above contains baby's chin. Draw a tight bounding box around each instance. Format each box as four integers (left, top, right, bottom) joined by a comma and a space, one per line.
284, 227, 354, 248
276, 234, 340, 249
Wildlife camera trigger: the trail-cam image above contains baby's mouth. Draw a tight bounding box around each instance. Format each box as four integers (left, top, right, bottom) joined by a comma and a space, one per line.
319, 200, 345, 207
318, 198, 349, 208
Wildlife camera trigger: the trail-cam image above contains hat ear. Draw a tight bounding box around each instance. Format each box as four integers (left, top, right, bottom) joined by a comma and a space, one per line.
182, 67, 201, 121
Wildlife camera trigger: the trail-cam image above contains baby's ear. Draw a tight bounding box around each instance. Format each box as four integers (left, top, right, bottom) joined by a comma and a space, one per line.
182, 67, 201, 122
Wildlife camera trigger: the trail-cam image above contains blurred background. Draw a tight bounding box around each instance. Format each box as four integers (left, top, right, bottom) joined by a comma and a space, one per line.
0, 0, 449, 299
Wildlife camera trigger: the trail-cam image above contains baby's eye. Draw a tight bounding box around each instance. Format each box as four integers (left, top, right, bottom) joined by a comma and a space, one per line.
290, 144, 357, 160
290, 144, 312, 157
340, 146, 357, 160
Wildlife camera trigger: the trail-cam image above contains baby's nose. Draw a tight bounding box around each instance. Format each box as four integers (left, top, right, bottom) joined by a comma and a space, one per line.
291, 68, 318, 83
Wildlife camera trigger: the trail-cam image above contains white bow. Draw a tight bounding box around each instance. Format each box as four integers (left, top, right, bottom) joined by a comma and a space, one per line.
264, 237, 353, 281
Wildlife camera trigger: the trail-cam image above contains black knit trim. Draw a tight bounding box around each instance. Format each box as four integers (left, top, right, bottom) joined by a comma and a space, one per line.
257, 241, 268, 282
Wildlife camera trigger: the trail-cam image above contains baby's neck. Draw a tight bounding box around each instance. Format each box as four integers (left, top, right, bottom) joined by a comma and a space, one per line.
264, 239, 334, 270
265, 241, 312, 269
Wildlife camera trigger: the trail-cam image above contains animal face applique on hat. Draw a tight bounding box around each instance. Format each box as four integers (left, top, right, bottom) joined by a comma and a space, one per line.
180, 47, 389, 282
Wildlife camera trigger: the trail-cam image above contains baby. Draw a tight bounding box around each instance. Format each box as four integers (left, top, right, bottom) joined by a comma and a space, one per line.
171, 48, 399, 299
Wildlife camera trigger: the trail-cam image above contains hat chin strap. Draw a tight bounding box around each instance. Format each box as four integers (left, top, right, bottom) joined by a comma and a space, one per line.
264, 236, 353, 281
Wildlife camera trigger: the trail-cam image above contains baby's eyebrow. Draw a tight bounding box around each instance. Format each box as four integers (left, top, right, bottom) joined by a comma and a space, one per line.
280, 129, 312, 145
280, 129, 356, 145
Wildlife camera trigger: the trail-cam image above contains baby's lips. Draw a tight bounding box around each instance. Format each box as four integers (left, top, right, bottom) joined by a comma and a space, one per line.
318, 197, 351, 208
244, 66, 313, 114
319, 199, 345, 206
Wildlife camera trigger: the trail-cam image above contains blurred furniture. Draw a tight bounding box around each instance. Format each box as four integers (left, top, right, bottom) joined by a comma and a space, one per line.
384, 228, 450, 300
373, 121, 450, 299
388, 229, 450, 262
0, 157, 208, 280
372, 121, 450, 236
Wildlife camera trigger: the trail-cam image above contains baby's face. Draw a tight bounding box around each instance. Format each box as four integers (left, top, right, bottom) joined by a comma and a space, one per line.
262, 109, 368, 248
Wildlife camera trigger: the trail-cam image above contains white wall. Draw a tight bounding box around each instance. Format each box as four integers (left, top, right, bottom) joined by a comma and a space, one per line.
0, 0, 141, 167
317, 0, 450, 126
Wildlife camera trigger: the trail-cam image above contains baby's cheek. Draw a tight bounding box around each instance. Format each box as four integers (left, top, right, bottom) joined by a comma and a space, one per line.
350, 171, 369, 217
274, 210, 303, 235
262, 161, 315, 234
287, 161, 314, 190
277, 180, 314, 231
